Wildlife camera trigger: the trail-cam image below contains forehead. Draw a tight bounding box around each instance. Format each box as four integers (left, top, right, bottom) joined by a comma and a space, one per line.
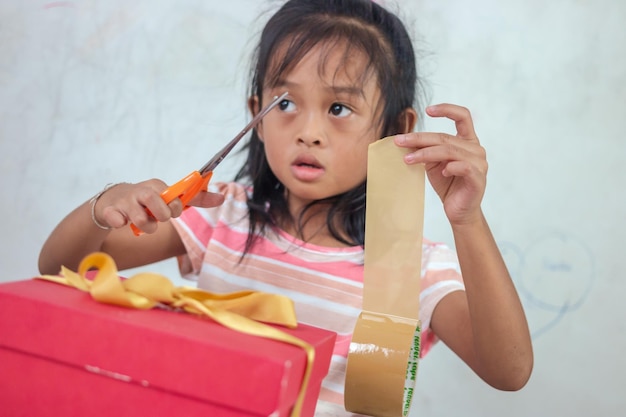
267, 39, 378, 90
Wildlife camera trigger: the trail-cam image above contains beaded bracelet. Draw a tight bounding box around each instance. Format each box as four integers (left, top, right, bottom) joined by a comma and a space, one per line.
89, 183, 123, 230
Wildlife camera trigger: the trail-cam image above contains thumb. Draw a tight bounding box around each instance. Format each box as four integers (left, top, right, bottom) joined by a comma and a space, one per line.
188, 191, 225, 208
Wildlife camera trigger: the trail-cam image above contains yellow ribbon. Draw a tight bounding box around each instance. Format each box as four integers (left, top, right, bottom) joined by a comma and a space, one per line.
38, 252, 314, 417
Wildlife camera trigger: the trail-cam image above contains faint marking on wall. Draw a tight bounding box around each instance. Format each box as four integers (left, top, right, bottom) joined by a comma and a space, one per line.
43, 2, 76, 9
499, 232, 595, 338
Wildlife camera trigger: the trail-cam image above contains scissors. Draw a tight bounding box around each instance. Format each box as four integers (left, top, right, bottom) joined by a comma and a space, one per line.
131, 91, 288, 236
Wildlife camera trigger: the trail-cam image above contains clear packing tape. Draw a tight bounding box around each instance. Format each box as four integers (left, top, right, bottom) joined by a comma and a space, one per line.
344, 138, 425, 417
38, 252, 313, 417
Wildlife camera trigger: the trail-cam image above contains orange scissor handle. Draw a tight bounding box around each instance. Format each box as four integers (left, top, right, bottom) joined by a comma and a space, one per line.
160, 170, 213, 207
130, 171, 213, 236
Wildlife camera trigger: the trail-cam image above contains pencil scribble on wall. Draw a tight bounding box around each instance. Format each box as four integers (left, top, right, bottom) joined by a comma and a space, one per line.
500, 232, 595, 338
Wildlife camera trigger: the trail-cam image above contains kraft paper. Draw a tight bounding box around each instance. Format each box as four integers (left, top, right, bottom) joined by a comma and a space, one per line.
344, 138, 425, 417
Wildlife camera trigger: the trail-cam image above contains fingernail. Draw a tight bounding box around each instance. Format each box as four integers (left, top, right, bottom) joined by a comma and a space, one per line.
404, 153, 415, 163
395, 134, 406, 144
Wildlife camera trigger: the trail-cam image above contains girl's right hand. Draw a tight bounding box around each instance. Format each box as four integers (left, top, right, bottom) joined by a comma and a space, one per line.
93, 180, 225, 234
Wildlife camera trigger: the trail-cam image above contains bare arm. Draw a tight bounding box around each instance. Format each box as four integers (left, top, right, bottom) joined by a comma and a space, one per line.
39, 180, 224, 274
394, 103, 533, 390
434, 213, 533, 390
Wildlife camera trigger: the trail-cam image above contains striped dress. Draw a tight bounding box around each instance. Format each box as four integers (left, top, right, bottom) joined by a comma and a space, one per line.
172, 182, 464, 416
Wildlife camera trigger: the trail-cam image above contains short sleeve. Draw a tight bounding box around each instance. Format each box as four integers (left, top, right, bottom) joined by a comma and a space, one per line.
418, 239, 465, 356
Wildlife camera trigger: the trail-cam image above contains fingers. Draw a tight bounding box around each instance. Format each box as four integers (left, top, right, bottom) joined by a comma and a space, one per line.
425, 103, 477, 139
393, 103, 484, 165
101, 206, 130, 229
95, 180, 180, 234
437, 159, 487, 181
134, 181, 172, 222
390, 103, 488, 223
394, 133, 484, 167
393, 103, 477, 147
95, 179, 226, 234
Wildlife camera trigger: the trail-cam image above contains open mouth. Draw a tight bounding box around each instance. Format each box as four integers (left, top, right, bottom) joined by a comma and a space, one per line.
291, 155, 325, 181
296, 162, 320, 169
293, 154, 323, 170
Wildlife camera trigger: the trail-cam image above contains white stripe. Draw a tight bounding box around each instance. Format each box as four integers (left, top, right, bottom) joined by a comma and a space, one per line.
331, 355, 347, 365
212, 239, 364, 289
200, 263, 362, 317
175, 219, 206, 253
321, 379, 345, 394
420, 280, 465, 300
424, 261, 462, 272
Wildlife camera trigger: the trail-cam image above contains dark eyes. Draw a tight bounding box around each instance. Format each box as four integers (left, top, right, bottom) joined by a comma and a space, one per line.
276, 99, 352, 117
329, 103, 352, 117
329, 103, 343, 116
278, 99, 292, 111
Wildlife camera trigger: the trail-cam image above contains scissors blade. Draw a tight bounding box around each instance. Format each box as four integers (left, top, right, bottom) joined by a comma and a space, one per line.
198, 91, 288, 176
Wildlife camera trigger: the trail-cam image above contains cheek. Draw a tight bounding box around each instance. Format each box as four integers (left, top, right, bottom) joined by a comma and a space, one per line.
259, 126, 283, 164
336, 145, 370, 184
263, 146, 281, 172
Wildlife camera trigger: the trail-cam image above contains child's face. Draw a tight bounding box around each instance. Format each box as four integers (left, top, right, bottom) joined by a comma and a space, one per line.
256, 42, 382, 212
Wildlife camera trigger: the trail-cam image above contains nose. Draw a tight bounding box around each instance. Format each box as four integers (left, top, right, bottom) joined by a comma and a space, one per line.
296, 111, 325, 147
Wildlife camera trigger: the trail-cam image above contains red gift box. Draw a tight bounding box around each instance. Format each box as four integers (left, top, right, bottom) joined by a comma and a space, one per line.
0, 278, 336, 417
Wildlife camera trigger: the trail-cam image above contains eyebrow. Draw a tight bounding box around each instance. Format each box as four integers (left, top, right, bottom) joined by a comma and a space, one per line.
276, 80, 365, 99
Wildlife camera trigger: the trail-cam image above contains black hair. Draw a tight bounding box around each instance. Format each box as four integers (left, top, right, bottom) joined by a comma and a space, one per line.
235, 0, 419, 254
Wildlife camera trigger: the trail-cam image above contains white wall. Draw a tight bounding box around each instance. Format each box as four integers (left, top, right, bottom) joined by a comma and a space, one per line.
1, 1, 624, 416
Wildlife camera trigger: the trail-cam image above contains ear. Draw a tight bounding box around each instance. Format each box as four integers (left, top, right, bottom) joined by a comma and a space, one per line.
397, 107, 418, 134
248, 95, 265, 142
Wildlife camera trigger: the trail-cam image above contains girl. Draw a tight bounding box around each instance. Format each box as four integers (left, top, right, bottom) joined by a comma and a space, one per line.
39, 0, 533, 415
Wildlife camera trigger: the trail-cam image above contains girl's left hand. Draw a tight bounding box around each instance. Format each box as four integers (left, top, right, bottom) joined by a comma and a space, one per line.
394, 103, 487, 226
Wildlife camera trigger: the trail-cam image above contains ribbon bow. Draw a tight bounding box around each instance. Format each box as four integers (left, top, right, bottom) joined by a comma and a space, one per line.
38, 252, 314, 417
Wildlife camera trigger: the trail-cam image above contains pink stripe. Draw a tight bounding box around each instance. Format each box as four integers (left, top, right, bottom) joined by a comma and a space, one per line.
182, 207, 361, 280
422, 268, 463, 288
420, 327, 436, 358
247, 237, 364, 283
203, 243, 364, 302
180, 208, 212, 247
333, 333, 352, 357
